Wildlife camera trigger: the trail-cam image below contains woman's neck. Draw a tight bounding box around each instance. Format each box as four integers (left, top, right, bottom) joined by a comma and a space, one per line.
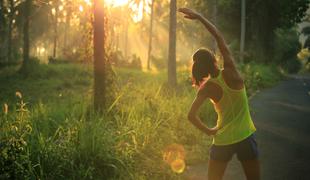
210, 68, 220, 78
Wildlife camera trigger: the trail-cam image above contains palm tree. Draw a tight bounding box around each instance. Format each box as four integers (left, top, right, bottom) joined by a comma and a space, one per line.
0, 0, 7, 64
63, 0, 72, 52
53, 0, 59, 59
21, 0, 32, 74
7, 0, 15, 64
93, 0, 106, 111
168, 0, 177, 86
240, 0, 246, 62
147, 0, 154, 70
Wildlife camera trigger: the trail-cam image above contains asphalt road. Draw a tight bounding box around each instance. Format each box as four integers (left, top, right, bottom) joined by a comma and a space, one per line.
184, 74, 310, 180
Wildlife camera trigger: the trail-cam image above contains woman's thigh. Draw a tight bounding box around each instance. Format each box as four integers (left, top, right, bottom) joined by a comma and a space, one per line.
208, 159, 229, 180
240, 159, 260, 180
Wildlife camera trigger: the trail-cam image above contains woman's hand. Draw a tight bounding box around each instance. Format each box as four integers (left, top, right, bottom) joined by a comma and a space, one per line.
178, 8, 201, 20
179, 7, 237, 71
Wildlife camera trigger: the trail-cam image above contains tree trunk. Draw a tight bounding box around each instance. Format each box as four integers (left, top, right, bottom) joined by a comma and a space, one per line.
240, 0, 246, 63
93, 0, 106, 111
0, 0, 6, 64
8, 18, 12, 64
0, 0, 5, 35
53, 1, 58, 58
124, 16, 128, 57
21, 0, 31, 73
0, 0, 5, 31
64, 2, 72, 53
147, 0, 154, 70
168, 0, 177, 86
7, 0, 14, 64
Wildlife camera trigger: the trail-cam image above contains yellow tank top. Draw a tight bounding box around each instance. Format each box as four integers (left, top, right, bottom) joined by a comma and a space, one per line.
208, 70, 256, 145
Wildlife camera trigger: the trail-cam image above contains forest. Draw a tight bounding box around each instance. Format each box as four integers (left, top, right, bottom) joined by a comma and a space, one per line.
0, 0, 310, 179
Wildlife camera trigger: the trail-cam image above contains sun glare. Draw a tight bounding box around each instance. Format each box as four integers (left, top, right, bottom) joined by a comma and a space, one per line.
84, 0, 92, 6
105, 0, 129, 7
163, 144, 186, 174
103, 0, 151, 23
79, 5, 84, 12
129, 1, 143, 23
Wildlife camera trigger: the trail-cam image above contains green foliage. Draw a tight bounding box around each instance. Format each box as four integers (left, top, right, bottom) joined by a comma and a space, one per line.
151, 55, 166, 70
274, 28, 301, 73
48, 56, 71, 64
298, 48, 310, 72
212, 0, 309, 62
128, 54, 142, 70
109, 50, 142, 70
0, 63, 283, 179
241, 62, 283, 94
0, 97, 32, 179
301, 26, 310, 36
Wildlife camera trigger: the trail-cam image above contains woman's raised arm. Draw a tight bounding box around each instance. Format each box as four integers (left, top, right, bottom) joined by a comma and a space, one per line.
179, 8, 237, 70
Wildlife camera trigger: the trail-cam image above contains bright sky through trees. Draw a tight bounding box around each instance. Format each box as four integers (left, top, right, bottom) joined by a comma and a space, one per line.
104, 0, 151, 22
105, 0, 129, 7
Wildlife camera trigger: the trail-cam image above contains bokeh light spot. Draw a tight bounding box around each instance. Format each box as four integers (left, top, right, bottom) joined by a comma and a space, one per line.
163, 143, 186, 174
171, 158, 186, 174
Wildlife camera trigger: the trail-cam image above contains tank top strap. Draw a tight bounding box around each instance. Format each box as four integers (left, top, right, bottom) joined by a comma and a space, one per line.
208, 70, 225, 89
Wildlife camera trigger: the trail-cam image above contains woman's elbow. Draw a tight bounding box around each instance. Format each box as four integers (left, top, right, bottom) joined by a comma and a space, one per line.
187, 112, 195, 122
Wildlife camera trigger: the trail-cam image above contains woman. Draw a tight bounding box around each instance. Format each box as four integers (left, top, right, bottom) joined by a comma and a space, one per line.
179, 8, 260, 180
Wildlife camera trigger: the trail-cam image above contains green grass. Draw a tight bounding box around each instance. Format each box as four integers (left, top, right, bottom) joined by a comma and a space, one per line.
0, 62, 283, 179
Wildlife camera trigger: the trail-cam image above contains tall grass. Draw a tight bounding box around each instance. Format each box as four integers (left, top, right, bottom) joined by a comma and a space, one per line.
0, 63, 282, 179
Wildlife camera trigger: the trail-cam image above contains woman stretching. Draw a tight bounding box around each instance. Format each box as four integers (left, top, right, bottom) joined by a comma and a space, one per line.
179, 8, 260, 180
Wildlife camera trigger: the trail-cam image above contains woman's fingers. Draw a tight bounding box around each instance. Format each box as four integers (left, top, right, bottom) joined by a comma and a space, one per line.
178, 8, 188, 13
184, 15, 195, 19
178, 8, 192, 14
179, 8, 199, 20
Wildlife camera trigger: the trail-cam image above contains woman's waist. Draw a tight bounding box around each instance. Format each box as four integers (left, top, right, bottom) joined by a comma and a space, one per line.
216, 115, 255, 134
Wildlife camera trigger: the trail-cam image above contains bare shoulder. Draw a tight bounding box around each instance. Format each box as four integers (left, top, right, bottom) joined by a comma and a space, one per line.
198, 81, 223, 103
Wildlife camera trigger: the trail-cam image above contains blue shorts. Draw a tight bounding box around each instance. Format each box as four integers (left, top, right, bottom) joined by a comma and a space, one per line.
210, 134, 259, 162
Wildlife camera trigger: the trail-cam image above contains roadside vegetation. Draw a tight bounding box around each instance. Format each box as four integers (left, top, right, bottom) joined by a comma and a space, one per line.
0, 62, 283, 179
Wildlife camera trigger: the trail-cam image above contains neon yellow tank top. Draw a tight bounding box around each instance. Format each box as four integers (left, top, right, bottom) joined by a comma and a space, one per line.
208, 70, 256, 145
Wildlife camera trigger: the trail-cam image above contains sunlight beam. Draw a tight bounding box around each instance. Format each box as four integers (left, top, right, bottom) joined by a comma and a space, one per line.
105, 0, 129, 7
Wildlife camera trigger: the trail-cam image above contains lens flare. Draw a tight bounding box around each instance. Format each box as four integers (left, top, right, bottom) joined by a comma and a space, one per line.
171, 158, 186, 174
163, 143, 186, 174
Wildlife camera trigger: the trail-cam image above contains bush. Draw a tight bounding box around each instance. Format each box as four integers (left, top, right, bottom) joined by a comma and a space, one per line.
0, 97, 33, 179
48, 56, 73, 64
109, 50, 127, 66
274, 28, 301, 73
109, 51, 142, 70
241, 62, 283, 95
151, 55, 166, 70
128, 54, 142, 70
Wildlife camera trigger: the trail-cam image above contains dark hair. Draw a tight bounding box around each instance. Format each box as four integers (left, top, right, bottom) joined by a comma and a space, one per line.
192, 48, 216, 86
